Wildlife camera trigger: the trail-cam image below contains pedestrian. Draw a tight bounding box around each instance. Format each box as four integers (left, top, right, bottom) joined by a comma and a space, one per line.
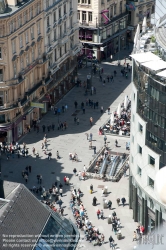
121, 197, 126, 207
57, 151, 60, 159
136, 226, 140, 238
24, 174, 28, 183
61, 208, 64, 216
104, 135, 107, 144
90, 117, 93, 126
42, 125, 45, 132
93, 146, 96, 154
115, 139, 118, 147
59, 188, 63, 197
89, 140, 92, 149
66, 176, 69, 185
107, 76, 109, 82
77, 117, 79, 125
74, 116, 77, 124
108, 107, 110, 115
100, 106, 104, 114
39, 175, 42, 184
100, 209, 104, 219
37, 174, 40, 184
100, 75, 102, 82
64, 176, 67, 185
132, 231, 137, 241
83, 107, 85, 114
48, 152, 52, 160
103, 79, 105, 86
73, 168, 77, 176
90, 184, 93, 193
25, 149, 28, 157
109, 236, 115, 249
74, 101, 78, 109
32, 147, 35, 155
97, 209, 100, 219
58, 199, 63, 209
22, 170, 25, 178
89, 133, 93, 141
101, 234, 105, 244
116, 198, 120, 206
107, 200, 112, 209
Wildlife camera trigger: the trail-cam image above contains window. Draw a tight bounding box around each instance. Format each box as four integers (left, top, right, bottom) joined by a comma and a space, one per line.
48, 35, 51, 46
30, 27, 34, 40
59, 8, 61, 18
13, 62, 17, 78
64, 22, 66, 33
54, 29, 56, 41
47, 16, 50, 27
0, 114, 5, 122
82, 11, 86, 21
139, 123, 143, 133
149, 198, 154, 209
132, 114, 135, 122
77, 10, 80, 20
32, 47, 35, 62
30, 7, 33, 19
88, 0, 91, 4
64, 4, 66, 14
0, 47, 2, 59
137, 166, 142, 176
26, 53, 29, 66
138, 145, 142, 154
19, 35, 23, 48
88, 12, 92, 22
60, 47, 62, 57
18, 15, 22, 28
0, 91, 4, 106
54, 49, 56, 61
114, 4, 116, 15
0, 69, 3, 81
120, 1, 122, 14
149, 155, 155, 166
24, 11, 27, 23
53, 12, 56, 23
65, 43, 67, 53
148, 177, 154, 188
20, 57, 24, 69
37, 22, 40, 34
60, 26, 62, 38
12, 40, 16, 54
46, 0, 49, 8
37, 3, 40, 14
25, 31, 29, 44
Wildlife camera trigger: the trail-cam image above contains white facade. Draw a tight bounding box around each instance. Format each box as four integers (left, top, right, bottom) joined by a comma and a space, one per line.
43, 0, 80, 72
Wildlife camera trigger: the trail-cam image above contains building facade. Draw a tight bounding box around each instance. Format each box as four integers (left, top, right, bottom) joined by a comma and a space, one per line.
0, 0, 80, 143
77, 0, 128, 61
0, 0, 47, 143
126, 0, 155, 42
43, 0, 81, 107
129, 15, 166, 232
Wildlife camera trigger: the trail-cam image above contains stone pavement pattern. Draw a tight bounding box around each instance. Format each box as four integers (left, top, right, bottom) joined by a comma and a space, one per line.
1, 49, 138, 250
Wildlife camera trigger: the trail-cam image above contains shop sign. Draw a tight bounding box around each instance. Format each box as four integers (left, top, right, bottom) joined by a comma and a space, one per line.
127, 26, 134, 30
31, 102, 44, 109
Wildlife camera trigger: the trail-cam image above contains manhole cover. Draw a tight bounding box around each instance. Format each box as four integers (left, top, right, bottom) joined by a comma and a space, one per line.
9, 171, 13, 174
98, 185, 104, 188
51, 172, 55, 174
4, 175, 8, 178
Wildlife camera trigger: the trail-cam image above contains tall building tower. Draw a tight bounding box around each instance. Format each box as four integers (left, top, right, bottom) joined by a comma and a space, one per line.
129, 0, 166, 233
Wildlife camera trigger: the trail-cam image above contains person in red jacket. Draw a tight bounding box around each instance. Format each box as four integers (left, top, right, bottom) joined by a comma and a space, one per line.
64, 176, 66, 185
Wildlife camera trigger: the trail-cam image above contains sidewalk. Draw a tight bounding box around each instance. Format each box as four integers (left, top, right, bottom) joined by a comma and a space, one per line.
1, 48, 137, 250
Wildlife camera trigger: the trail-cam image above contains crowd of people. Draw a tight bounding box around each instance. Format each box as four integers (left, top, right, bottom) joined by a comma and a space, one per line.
102, 99, 131, 136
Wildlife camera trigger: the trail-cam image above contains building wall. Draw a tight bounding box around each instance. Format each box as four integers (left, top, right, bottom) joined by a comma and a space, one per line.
130, 58, 166, 232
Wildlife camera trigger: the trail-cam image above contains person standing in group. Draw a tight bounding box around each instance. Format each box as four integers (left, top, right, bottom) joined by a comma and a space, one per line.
90, 117, 93, 126
132, 231, 137, 241
116, 198, 120, 206
93, 146, 96, 154
97, 209, 100, 219
109, 236, 115, 249
121, 197, 126, 207
59, 188, 63, 197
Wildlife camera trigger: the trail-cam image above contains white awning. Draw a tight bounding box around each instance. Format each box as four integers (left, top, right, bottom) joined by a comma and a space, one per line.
156, 69, 166, 77
142, 60, 166, 71
130, 52, 161, 63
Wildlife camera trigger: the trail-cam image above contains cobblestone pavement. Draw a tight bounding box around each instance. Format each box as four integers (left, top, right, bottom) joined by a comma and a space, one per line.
1, 48, 138, 250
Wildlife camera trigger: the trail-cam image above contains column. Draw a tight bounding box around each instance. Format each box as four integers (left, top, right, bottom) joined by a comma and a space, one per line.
143, 199, 148, 233
133, 186, 138, 222
129, 175, 133, 209
155, 209, 159, 230
141, 197, 144, 226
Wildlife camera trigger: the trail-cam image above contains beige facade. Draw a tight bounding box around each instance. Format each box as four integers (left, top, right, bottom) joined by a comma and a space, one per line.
126, 0, 155, 41
77, 0, 128, 60
0, 0, 48, 142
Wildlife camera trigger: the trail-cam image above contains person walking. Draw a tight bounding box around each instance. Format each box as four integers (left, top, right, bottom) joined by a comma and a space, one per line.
90, 184, 93, 194
100, 209, 104, 219
39, 175, 42, 184
64, 176, 67, 185
100, 106, 104, 114
93, 146, 96, 154
104, 135, 107, 145
109, 236, 115, 249
73, 168, 77, 176
48, 152, 52, 160
107, 76, 109, 82
90, 117, 93, 126
132, 231, 137, 241
89, 133, 93, 141
77, 117, 79, 125
61, 208, 64, 216
121, 197, 126, 207
107, 200, 112, 209
116, 198, 120, 206
59, 188, 63, 197
115, 139, 118, 147
97, 209, 100, 219
24, 174, 28, 183
100, 75, 102, 82
58, 199, 63, 209
57, 151, 60, 159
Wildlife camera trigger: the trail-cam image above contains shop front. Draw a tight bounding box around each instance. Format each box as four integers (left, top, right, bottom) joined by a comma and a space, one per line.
0, 124, 13, 143
13, 115, 23, 142
148, 209, 155, 232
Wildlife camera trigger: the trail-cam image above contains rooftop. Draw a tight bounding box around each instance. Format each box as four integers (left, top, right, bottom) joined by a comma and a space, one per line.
130, 51, 160, 63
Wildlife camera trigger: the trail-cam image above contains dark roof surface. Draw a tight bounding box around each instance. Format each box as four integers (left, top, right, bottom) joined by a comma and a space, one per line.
0, 182, 50, 250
